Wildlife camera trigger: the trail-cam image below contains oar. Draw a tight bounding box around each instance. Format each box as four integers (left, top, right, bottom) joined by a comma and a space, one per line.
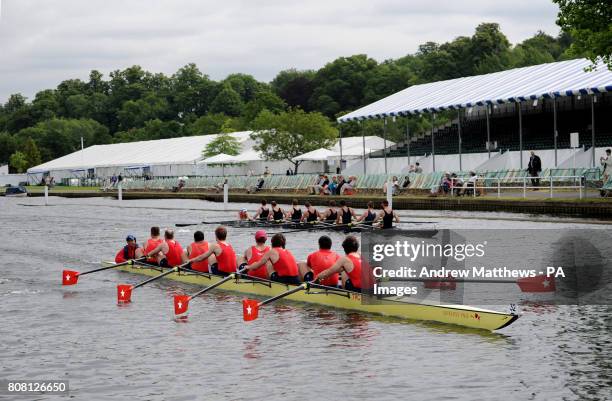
62, 257, 146, 286
379, 274, 556, 293
242, 283, 309, 321
175, 219, 241, 227
117, 261, 188, 303
173, 266, 249, 315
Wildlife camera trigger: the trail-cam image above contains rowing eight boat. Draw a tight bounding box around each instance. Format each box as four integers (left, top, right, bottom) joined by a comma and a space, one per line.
101, 261, 519, 331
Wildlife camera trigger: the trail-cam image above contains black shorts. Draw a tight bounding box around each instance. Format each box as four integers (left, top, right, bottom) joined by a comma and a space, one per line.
344, 280, 361, 293
210, 263, 231, 277
273, 275, 301, 285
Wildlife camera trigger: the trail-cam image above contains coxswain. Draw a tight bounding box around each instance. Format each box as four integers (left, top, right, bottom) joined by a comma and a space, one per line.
144, 229, 187, 267
298, 235, 340, 286
115, 234, 139, 263
337, 200, 356, 225
189, 226, 237, 276
301, 202, 319, 223
286, 199, 302, 222
238, 208, 251, 221
185, 231, 210, 272
252, 200, 270, 221
376, 200, 400, 229
238, 230, 270, 280
270, 201, 285, 222
136, 226, 163, 263
315, 235, 362, 292
246, 233, 300, 285
320, 200, 338, 223
356, 201, 377, 226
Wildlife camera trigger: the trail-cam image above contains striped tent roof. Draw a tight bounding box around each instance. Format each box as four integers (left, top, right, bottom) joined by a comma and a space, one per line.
337, 58, 612, 122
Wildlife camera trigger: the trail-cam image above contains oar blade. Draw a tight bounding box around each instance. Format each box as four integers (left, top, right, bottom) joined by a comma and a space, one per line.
117, 284, 133, 303
517, 275, 556, 292
62, 270, 79, 285
242, 299, 259, 321
174, 295, 190, 315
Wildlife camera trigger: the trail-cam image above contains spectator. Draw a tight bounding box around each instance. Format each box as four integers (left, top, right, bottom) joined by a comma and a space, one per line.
328, 176, 338, 195
336, 175, 346, 195
118, 174, 123, 184
263, 166, 271, 177
451, 173, 463, 196
441, 173, 451, 194
310, 174, 328, 195
414, 163, 423, 174
600, 149, 611, 183
383, 176, 400, 196
247, 176, 265, 193
465, 171, 479, 196
402, 175, 411, 189
340, 176, 357, 195
408, 165, 416, 173
527, 151, 542, 190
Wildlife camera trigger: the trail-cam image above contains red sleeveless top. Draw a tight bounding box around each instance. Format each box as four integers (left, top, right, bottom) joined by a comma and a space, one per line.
346, 253, 362, 289
189, 241, 209, 272
216, 242, 237, 273
144, 238, 163, 263
165, 240, 184, 267
247, 245, 270, 279
272, 247, 298, 277
307, 249, 340, 286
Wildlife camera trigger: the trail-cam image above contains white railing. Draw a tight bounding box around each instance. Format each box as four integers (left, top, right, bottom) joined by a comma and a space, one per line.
450, 175, 587, 199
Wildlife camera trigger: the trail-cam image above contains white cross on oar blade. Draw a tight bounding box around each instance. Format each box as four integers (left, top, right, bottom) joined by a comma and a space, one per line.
246, 305, 252, 315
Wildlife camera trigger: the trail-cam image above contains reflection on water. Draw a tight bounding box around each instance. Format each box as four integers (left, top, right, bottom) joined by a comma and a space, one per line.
1, 197, 610, 401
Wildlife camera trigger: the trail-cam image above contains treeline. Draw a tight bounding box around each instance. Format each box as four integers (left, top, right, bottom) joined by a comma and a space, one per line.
0, 23, 579, 172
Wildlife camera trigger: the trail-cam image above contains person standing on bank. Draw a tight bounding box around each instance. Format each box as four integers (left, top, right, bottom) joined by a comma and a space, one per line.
528, 151, 542, 190
600, 149, 611, 183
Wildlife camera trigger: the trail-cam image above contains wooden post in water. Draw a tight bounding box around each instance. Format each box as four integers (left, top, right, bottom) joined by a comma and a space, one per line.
44, 185, 49, 206
118, 183, 123, 202
223, 182, 229, 211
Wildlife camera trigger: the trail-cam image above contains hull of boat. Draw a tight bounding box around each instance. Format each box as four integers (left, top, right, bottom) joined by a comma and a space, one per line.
102, 261, 518, 331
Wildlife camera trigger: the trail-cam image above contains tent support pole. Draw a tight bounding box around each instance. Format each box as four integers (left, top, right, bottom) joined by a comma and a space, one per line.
431, 113, 436, 172
362, 123, 366, 176
518, 102, 523, 169
383, 118, 388, 174
486, 104, 491, 159
457, 109, 462, 171
553, 97, 558, 167
339, 125, 343, 174
591, 94, 596, 167
406, 122, 410, 167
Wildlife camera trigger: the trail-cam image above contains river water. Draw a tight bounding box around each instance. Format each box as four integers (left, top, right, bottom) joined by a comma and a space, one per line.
1, 196, 610, 401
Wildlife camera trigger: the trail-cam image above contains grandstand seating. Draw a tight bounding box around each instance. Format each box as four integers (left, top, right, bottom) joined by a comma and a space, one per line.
375, 93, 612, 159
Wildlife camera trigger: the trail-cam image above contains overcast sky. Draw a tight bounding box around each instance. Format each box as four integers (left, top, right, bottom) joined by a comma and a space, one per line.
0, 0, 561, 102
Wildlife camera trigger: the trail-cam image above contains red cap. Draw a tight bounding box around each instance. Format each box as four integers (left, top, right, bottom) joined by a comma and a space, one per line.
255, 230, 267, 240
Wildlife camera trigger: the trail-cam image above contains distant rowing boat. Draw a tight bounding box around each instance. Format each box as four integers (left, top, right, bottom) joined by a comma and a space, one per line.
102, 261, 519, 331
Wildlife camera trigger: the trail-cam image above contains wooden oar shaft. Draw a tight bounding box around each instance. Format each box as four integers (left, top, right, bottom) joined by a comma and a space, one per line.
132, 266, 178, 289
79, 257, 144, 276
259, 284, 306, 307
190, 268, 248, 300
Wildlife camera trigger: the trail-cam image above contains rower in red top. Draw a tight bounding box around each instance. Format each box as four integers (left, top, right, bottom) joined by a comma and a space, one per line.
185, 230, 210, 272
315, 235, 362, 292
238, 208, 252, 221
136, 226, 163, 263
144, 229, 187, 267
115, 234, 139, 263
189, 226, 237, 277
298, 235, 340, 286
238, 230, 270, 279
246, 233, 300, 285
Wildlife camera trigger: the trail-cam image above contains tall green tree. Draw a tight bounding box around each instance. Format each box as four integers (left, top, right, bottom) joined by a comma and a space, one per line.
210, 85, 244, 116
553, 0, 612, 69
9, 151, 28, 173
271, 69, 316, 110
23, 138, 42, 168
0, 132, 17, 164
251, 109, 338, 173
203, 133, 241, 157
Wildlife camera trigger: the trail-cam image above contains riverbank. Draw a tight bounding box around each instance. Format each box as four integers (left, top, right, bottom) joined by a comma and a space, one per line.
5, 187, 612, 218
